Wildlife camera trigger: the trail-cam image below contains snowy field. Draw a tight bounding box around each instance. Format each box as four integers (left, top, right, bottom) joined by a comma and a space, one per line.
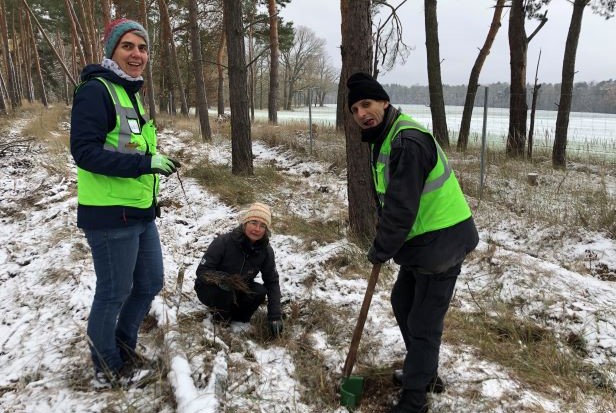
1, 111, 615, 412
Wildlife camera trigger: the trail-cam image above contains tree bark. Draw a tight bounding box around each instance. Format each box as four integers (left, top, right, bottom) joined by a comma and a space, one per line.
340, 0, 377, 240
507, 0, 528, 157
424, 0, 449, 147
216, 28, 226, 116
0, 70, 8, 114
528, 50, 542, 160
158, 0, 189, 116
223, 0, 253, 176
553, 0, 587, 169
457, 0, 505, 151
24, 9, 47, 106
139, 0, 156, 121
19, 10, 34, 102
0, 0, 20, 109
75, 0, 94, 63
267, 0, 279, 124
22, 0, 76, 86
65, 0, 86, 68
188, 0, 212, 141
100, 0, 111, 27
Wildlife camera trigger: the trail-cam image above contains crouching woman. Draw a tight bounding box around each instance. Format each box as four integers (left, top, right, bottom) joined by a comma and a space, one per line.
194, 202, 283, 336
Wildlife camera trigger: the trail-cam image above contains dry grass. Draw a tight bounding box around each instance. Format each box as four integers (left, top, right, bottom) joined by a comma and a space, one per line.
252, 120, 346, 171
186, 161, 285, 206
444, 305, 616, 409
4, 107, 615, 410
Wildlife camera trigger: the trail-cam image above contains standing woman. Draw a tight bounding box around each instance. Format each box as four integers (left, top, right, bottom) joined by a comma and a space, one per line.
70, 18, 179, 386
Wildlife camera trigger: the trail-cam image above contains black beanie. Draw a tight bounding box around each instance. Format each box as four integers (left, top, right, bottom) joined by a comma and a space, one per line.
346, 72, 390, 112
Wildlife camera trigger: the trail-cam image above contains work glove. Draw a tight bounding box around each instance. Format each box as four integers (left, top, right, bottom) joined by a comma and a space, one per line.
151, 154, 181, 176
367, 245, 384, 265
269, 319, 283, 337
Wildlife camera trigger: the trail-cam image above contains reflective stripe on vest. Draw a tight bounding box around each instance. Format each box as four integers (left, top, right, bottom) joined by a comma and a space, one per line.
76, 78, 158, 209
102, 80, 147, 154
372, 113, 471, 239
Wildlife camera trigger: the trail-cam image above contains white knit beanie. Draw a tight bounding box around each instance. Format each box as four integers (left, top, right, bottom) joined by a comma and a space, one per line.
240, 202, 272, 228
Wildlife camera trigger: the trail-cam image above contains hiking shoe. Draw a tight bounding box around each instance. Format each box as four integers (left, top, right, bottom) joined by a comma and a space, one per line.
91, 364, 159, 390
389, 389, 429, 413
393, 369, 445, 393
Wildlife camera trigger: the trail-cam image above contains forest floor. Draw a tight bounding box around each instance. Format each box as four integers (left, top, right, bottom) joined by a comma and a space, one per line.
0, 104, 615, 413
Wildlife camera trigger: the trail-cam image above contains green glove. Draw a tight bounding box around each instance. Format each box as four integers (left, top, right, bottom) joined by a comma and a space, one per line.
151, 154, 181, 176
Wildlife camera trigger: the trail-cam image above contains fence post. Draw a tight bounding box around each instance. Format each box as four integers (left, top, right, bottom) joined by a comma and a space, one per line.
480, 86, 489, 200
308, 88, 313, 155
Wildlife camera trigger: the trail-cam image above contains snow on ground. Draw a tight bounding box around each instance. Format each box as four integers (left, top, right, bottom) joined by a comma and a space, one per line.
0, 112, 615, 412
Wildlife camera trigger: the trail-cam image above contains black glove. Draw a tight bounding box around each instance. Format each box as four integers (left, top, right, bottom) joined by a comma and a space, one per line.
269, 319, 283, 337
367, 245, 383, 265
151, 154, 181, 176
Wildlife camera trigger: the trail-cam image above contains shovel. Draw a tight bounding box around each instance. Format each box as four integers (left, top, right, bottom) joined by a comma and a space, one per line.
340, 263, 382, 410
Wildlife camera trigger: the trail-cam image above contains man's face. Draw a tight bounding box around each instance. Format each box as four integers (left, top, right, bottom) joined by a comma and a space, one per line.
111, 32, 148, 78
350, 99, 390, 129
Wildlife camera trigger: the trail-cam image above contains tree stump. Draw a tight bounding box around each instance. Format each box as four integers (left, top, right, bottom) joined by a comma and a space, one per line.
527, 173, 539, 186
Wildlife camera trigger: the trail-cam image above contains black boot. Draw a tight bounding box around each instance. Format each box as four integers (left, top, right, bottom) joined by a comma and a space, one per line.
389, 389, 428, 413
392, 369, 445, 393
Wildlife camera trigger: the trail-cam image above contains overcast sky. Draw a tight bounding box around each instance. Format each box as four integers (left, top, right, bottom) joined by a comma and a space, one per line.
279, 0, 616, 86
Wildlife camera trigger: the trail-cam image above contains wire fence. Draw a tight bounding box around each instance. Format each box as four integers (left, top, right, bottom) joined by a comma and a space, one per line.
253, 103, 616, 166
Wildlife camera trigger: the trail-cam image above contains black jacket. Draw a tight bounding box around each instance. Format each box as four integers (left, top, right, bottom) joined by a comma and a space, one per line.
70, 64, 155, 229
365, 106, 479, 274
195, 226, 282, 320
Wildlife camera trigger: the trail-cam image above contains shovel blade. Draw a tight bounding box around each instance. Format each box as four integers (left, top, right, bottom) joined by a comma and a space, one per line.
340, 375, 364, 410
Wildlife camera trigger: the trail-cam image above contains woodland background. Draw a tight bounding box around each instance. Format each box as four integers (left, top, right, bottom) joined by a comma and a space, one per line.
0, 0, 615, 236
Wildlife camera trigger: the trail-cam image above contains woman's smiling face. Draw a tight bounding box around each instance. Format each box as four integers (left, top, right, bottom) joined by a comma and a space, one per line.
111, 32, 148, 78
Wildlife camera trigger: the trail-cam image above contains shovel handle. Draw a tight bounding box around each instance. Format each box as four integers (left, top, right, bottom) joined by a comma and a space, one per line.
342, 263, 382, 378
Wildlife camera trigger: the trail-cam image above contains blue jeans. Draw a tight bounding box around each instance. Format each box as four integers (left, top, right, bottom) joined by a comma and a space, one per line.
84, 220, 164, 372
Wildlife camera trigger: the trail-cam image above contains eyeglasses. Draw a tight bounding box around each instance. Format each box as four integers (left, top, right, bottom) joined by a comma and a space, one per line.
246, 220, 267, 230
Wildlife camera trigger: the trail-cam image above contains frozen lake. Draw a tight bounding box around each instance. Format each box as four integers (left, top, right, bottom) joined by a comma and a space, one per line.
252, 104, 616, 157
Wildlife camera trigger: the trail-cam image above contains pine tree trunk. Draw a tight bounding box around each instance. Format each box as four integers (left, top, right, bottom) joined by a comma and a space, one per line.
19, 10, 34, 102
139, 0, 156, 121
11, 20, 24, 103
158, 0, 189, 116
223, 0, 253, 176
340, 0, 377, 240
457, 0, 504, 151
553, 0, 587, 169
424, 0, 449, 148
75, 0, 94, 63
85, 0, 101, 60
0, 0, 20, 109
25, 9, 47, 106
188, 0, 212, 141
22, 0, 76, 86
0, 70, 8, 114
100, 0, 111, 27
216, 29, 226, 116
267, 0, 279, 124
65, 0, 86, 68
506, 0, 528, 158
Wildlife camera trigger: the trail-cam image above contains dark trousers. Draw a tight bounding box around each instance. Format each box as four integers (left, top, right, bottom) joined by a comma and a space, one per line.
390, 263, 460, 391
195, 280, 267, 322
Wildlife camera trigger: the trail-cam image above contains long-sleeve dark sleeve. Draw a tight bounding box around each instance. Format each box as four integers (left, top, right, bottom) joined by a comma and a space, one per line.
261, 246, 282, 320
372, 129, 437, 262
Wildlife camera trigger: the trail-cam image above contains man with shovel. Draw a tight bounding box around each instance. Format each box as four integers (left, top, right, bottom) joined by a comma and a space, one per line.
347, 72, 479, 413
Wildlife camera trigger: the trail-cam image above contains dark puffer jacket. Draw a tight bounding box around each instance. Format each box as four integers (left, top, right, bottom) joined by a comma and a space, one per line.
195, 226, 282, 320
